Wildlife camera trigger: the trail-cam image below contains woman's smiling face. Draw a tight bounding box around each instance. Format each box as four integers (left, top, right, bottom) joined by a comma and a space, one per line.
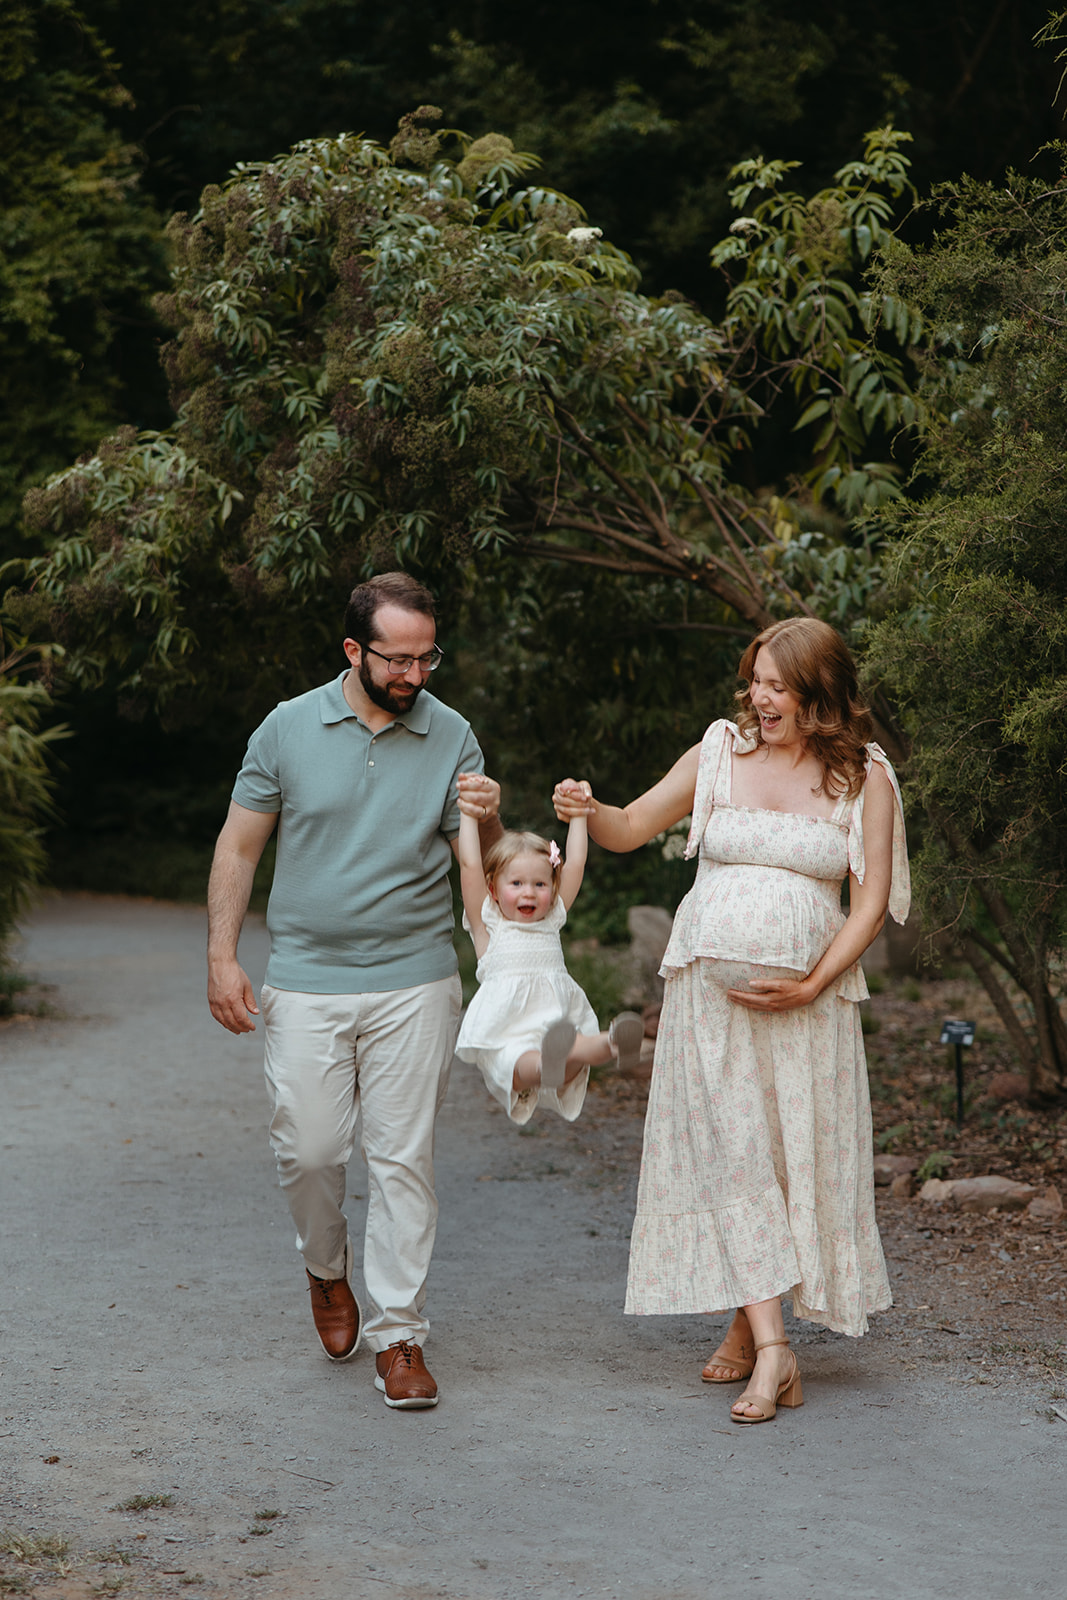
749, 646, 804, 746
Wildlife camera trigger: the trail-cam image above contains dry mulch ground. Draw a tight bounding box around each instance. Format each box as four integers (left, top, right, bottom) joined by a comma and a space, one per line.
863, 974, 1066, 1379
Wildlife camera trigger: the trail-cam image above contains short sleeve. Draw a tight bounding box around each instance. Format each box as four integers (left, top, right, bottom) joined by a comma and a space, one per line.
232, 710, 283, 814
847, 744, 911, 925
544, 896, 568, 931
440, 723, 484, 839
463, 895, 500, 938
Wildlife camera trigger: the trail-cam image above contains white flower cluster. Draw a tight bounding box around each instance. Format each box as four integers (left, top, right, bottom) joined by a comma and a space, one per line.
729, 216, 761, 236
653, 817, 692, 861
566, 226, 604, 249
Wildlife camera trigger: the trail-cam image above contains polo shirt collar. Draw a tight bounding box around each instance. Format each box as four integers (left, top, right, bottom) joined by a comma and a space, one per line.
320, 670, 434, 736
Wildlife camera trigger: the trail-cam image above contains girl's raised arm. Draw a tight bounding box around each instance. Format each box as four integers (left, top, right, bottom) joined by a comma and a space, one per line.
456, 803, 491, 960
558, 815, 588, 911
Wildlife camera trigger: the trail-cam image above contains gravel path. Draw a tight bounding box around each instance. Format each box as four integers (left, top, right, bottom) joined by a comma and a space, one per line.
1, 895, 1064, 1599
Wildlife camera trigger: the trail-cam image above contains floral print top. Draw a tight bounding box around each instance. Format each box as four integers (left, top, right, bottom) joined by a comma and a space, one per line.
660, 720, 910, 1001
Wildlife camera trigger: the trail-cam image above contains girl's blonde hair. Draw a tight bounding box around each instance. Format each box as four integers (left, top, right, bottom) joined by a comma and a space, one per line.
483, 830, 562, 900
734, 617, 872, 799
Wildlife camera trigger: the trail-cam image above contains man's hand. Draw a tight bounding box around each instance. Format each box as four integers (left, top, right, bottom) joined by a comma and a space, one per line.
208, 957, 260, 1035
457, 772, 501, 819
206, 801, 276, 1034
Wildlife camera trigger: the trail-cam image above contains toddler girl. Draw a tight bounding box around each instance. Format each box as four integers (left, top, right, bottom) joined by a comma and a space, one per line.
454, 787, 644, 1124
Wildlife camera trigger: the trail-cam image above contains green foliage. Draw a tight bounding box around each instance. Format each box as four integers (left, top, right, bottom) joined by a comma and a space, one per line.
80, 0, 1063, 301
0, 969, 33, 1019
5, 116, 921, 725
0, 632, 68, 957
563, 944, 625, 1029
860, 1006, 881, 1035
711, 127, 923, 514
915, 1149, 953, 1183
0, 1, 165, 556
866, 157, 1067, 1090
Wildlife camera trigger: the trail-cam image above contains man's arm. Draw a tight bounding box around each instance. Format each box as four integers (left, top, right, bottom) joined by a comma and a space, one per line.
207, 801, 278, 1035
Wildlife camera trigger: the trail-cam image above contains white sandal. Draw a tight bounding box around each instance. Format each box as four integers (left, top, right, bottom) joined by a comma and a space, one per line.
539, 1018, 578, 1089
609, 1011, 645, 1072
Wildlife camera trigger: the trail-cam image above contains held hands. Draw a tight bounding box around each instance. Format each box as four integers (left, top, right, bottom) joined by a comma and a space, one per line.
553, 778, 595, 821
457, 772, 501, 820
727, 976, 817, 1014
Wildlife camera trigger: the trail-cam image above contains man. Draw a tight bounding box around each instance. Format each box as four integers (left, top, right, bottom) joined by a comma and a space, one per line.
207, 572, 499, 1409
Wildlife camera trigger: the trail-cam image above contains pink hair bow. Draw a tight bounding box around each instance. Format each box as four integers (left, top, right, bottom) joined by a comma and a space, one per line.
548, 840, 562, 868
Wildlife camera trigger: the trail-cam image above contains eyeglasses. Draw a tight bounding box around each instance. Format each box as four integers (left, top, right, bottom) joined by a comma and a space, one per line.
364, 644, 444, 675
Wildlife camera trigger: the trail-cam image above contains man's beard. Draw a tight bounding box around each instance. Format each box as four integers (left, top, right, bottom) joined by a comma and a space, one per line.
359, 654, 423, 715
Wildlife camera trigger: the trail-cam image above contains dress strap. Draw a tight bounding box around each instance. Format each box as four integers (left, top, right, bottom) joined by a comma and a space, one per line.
847, 744, 911, 924
830, 783, 853, 824
684, 721, 754, 860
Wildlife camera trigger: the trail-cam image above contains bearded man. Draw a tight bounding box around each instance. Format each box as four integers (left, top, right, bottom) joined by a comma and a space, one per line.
207, 572, 499, 1408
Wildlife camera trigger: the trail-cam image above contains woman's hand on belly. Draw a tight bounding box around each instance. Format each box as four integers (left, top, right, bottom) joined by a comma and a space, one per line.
727, 975, 816, 1013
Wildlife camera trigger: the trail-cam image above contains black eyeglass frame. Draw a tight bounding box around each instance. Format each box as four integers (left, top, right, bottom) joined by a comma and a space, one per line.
363, 644, 444, 675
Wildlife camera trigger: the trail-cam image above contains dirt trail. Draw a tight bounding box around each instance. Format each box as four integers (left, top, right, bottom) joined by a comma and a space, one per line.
1, 895, 1064, 1600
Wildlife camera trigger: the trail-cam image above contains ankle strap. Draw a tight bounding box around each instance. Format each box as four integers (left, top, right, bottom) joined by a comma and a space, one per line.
753, 1338, 790, 1351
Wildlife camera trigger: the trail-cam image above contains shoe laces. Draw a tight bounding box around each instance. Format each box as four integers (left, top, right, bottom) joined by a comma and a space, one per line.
310, 1275, 342, 1305
389, 1340, 420, 1369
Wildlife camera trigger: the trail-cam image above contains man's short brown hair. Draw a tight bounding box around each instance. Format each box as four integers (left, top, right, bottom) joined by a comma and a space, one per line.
344, 572, 436, 645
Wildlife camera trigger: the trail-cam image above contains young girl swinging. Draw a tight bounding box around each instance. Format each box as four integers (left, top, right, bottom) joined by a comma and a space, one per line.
454, 784, 643, 1125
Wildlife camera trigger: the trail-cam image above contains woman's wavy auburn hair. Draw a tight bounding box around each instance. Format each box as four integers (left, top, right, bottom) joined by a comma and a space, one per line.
735, 617, 872, 799
483, 830, 562, 902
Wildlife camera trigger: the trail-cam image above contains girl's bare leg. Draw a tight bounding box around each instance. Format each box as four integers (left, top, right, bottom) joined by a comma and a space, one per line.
565, 1031, 613, 1072
513, 1048, 542, 1089
730, 1298, 795, 1419
512, 1030, 612, 1090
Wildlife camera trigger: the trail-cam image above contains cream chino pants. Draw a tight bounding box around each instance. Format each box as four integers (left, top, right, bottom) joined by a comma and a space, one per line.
261, 974, 461, 1353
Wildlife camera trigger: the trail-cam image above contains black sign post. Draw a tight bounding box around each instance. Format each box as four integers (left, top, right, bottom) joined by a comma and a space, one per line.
939, 1018, 975, 1129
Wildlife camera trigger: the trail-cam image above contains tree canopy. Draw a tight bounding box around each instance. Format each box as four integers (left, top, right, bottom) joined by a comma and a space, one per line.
866, 157, 1067, 1094
80, 0, 1065, 297
5, 114, 919, 719
5, 0, 1056, 562
0, 630, 67, 968
0, 1, 165, 551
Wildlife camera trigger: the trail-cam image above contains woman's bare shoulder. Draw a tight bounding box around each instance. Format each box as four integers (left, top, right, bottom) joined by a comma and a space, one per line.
862, 758, 893, 797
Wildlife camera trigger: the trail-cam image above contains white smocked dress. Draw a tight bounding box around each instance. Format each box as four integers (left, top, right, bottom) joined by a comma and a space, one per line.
456, 895, 600, 1125
625, 719, 910, 1337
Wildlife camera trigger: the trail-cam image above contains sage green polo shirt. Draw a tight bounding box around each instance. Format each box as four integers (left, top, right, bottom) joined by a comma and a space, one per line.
232, 673, 484, 994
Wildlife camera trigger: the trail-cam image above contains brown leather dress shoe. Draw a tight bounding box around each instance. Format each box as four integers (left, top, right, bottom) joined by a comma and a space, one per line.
374, 1341, 439, 1408
306, 1266, 361, 1362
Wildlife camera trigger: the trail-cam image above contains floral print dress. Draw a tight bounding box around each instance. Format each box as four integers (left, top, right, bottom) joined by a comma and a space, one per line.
625, 720, 910, 1336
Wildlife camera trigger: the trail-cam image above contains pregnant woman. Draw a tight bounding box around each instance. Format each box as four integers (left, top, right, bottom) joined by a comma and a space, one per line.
554, 617, 909, 1424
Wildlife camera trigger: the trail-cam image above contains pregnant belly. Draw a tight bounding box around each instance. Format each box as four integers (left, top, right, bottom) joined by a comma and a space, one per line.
700, 958, 807, 992
662, 860, 845, 977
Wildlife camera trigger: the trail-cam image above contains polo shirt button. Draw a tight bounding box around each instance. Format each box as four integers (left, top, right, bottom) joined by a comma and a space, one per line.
368, 761, 375, 767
